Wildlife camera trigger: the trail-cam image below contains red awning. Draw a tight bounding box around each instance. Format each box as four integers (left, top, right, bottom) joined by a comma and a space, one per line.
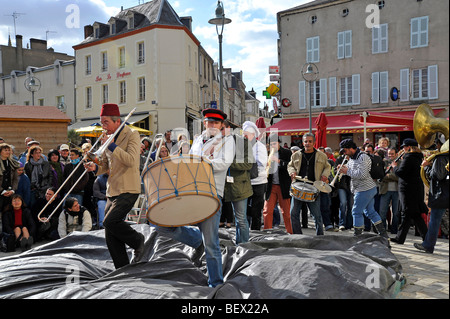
360, 108, 446, 126
267, 113, 413, 136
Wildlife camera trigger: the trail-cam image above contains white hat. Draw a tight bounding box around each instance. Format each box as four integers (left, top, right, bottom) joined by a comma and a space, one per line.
60, 144, 69, 151
27, 140, 40, 146
242, 121, 260, 136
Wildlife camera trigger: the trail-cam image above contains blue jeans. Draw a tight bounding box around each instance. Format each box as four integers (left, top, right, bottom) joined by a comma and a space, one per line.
291, 197, 324, 235
352, 187, 382, 228
338, 188, 353, 229
379, 191, 399, 233
97, 199, 106, 227
231, 198, 249, 244
422, 208, 446, 253
155, 199, 223, 287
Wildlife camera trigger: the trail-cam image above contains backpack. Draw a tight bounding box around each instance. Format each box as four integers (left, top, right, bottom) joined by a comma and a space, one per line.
358, 152, 386, 180
232, 134, 258, 179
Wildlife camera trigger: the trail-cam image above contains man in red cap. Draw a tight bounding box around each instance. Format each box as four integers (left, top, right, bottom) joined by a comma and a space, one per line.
154, 108, 234, 287
85, 103, 144, 269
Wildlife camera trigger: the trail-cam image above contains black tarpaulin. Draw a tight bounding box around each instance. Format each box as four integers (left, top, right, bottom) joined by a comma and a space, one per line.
0, 224, 404, 299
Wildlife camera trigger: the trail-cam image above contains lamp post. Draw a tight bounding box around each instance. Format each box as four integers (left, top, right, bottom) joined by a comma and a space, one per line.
208, 1, 231, 111
24, 75, 41, 106
301, 62, 319, 133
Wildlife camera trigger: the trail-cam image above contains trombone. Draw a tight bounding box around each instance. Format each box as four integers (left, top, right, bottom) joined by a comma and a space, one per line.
37, 107, 137, 222
330, 155, 349, 188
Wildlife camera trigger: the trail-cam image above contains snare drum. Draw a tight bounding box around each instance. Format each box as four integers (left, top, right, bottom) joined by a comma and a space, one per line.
290, 182, 319, 202
142, 155, 221, 227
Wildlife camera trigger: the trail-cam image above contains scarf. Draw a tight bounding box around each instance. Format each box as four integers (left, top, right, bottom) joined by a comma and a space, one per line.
30, 157, 44, 187
50, 161, 64, 186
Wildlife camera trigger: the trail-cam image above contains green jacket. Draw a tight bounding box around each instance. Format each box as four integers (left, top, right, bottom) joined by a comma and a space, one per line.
223, 134, 254, 202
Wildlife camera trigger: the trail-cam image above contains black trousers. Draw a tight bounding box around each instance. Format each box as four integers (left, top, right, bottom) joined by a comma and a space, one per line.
103, 193, 141, 269
247, 183, 267, 231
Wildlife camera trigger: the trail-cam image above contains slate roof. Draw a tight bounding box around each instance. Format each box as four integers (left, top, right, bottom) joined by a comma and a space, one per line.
75, 0, 185, 47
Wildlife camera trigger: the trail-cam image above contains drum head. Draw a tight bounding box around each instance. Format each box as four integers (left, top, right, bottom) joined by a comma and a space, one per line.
146, 194, 220, 227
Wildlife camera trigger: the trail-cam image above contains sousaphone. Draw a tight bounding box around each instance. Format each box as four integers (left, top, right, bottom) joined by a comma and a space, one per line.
413, 103, 449, 187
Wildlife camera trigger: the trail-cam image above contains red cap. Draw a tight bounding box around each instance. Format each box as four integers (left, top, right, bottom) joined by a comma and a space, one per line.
100, 104, 120, 117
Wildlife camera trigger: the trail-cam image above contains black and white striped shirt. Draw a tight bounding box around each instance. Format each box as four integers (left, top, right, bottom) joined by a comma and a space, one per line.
346, 149, 377, 193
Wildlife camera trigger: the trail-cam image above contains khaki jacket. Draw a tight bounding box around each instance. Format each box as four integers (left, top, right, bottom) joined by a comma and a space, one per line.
97, 125, 141, 197
287, 149, 331, 182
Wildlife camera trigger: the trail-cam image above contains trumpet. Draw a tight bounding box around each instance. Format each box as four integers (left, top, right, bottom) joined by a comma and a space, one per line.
37, 107, 137, 223
384, 149, 405, 174
330, 155, 349, 187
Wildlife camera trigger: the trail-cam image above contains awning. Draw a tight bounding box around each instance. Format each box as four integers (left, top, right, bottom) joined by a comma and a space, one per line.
360, 108, 446, 126
267, 113, 413, 136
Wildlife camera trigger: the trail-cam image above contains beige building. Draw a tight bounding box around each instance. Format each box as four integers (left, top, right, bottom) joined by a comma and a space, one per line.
72, 0, 211, 140
1, 60, 76, 121
276, 0, 449, 150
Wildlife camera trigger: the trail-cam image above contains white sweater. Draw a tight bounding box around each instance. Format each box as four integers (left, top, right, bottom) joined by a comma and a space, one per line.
190, 132, 234, 197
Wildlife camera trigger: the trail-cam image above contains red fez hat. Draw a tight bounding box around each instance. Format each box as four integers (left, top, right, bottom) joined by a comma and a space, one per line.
202, 108, 227, 121
100, 104, 120, 117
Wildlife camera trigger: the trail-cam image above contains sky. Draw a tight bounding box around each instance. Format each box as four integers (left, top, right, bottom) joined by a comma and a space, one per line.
0, 0, 310, 109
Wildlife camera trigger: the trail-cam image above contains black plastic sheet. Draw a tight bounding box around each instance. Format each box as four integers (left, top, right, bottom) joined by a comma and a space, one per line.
0, 224, 404, 299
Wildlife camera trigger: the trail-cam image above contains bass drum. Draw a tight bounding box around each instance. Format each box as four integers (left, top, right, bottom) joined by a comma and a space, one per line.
142, 155, 221, 227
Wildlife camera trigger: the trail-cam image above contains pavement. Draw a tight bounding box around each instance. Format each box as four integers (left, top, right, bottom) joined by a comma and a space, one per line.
1, 218, 448, 299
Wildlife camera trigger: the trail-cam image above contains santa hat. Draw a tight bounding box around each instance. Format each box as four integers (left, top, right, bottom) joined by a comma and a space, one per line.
100, 104, 120, 117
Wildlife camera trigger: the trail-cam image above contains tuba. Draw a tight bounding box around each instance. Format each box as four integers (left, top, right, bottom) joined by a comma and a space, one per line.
413, 103, 449, 187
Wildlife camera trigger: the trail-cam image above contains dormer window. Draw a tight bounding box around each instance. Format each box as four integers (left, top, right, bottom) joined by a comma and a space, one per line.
126, 11, 135, 30
94, 26, 100, 38
129, 16, 134, 29
109, 18, 116, 35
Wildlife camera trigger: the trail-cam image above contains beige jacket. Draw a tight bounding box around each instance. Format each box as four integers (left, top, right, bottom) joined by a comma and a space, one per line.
97, 125, 141, 197
287, 149, 331, 181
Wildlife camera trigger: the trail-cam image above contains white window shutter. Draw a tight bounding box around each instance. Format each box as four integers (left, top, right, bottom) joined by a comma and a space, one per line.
400, 68, 409, 101
337, 32, 344, 59
372, 72, 379, 103
352, 74, 360, 105
329, 77, 336, 107
411, 18, 419, 48
299, 81, 306, 109
320, 78, 327, 107
307, 38, 313, 62
372, 26, 379, 53
380, 71, 389, 103
345, 30, 352, 57
314, 37, 320, 62
381, 24, 388, 53
428, 65, 438, 99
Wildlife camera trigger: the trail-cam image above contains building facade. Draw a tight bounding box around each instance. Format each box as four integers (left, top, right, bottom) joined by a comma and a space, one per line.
276, 0, 449, 150
1, 60, 76, 121
72, 0, 208, 140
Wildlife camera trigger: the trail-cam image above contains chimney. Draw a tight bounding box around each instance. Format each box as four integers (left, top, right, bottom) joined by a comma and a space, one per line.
249, 88, 256, 98
15, 35, 23, 49
84, 25, 94, 39
30, 38, 47, 50
180, 16, 192, 31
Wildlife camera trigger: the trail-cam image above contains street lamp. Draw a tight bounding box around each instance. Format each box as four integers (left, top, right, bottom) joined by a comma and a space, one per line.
208, 1, 231, 111
301, 62, 319, 133
24, 75, 41, 106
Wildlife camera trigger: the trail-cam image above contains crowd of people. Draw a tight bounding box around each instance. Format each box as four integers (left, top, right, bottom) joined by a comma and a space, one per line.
1, 109, 448, 284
